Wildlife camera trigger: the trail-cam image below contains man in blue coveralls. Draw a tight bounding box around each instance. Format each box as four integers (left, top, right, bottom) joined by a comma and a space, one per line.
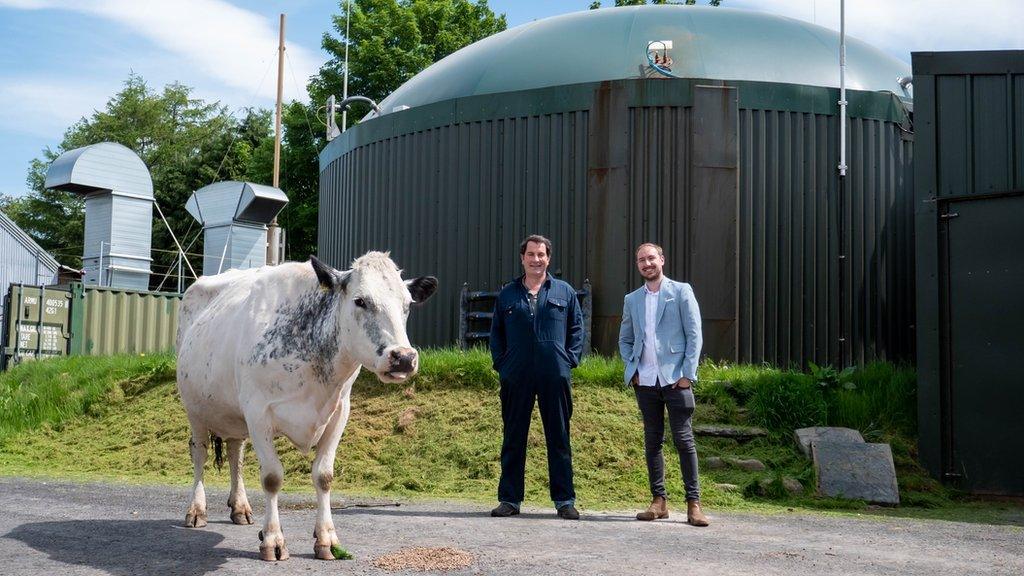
489, 234, 584, 520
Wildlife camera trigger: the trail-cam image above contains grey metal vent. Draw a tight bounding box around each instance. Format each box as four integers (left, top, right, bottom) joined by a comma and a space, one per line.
185, 181, 288, 275
45, 142, 153, 290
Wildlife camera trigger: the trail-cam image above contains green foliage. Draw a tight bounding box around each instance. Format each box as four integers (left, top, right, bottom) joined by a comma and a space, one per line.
11, 75, 274, 278
2, 352, 990, 520
310, 0, 507, 123
746, 372, 828, 434
0, 353, 176, 438
330, 544, 354, 560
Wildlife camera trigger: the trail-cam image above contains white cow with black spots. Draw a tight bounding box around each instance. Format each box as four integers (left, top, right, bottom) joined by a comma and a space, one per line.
176, 252, 437, 561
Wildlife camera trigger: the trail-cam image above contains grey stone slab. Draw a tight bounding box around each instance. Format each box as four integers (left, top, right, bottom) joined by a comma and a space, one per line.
794, 426, 865, 457
813, 441, 900, 505
694, 424, 768, 440
727, 458, 766, 471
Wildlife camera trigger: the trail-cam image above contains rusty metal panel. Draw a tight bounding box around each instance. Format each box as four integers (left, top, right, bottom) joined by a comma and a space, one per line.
689, 85, 739, 362
79, 286, 180, 356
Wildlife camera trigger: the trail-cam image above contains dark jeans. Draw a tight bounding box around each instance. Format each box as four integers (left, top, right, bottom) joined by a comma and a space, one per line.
634, 383, 700, 501
498, 375, 575, 506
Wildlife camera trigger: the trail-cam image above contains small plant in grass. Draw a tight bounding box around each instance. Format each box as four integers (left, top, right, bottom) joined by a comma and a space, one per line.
807, 362, 856, 391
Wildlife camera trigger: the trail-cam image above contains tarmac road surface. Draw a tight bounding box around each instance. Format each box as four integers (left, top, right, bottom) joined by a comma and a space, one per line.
1, 477, 1021, 575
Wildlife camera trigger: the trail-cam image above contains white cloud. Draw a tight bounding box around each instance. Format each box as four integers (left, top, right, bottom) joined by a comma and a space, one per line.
0, 77, 116, 138
730, 0, 1024, 62
0, 0, 319, 103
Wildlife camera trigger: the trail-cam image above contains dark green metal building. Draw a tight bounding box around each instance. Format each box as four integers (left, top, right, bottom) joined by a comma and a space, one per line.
914, 50, 1024, 495
319, 5, 915, 366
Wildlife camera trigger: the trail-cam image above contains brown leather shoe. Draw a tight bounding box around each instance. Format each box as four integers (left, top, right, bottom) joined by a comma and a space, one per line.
635, 496, 668, 521
687, 500, 709, 527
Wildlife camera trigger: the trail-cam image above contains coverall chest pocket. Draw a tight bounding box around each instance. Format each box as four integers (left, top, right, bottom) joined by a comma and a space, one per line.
538, 297, 568, 341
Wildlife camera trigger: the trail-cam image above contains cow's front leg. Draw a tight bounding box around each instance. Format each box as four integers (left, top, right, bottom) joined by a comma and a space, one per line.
185, 428, 209, 528
248, 419, 289, 561
312, 395, 351, 560
226, 438, 253, 525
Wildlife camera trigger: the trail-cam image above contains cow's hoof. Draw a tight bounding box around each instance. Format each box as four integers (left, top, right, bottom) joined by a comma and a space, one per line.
230, 507, 253, 525
314, 544, 335, 561
259, 543, 290, 561
185, 511, 207, 528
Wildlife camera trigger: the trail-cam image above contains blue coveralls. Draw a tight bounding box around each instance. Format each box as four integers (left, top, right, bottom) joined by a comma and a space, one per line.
489, 275, 584, 508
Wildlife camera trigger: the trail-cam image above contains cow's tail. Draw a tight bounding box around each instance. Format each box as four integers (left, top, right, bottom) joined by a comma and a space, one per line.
212, 434, 224, 471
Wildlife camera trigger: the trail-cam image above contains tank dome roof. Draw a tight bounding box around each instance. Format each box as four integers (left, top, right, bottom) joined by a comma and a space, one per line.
376, 5, 910, 115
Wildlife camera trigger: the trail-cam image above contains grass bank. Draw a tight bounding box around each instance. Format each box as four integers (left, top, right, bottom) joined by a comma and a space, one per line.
0, 350, 1017, 523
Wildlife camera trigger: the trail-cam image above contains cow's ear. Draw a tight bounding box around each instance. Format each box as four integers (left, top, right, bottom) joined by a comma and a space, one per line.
406, 276, 438, 304
310, 256, 336, 290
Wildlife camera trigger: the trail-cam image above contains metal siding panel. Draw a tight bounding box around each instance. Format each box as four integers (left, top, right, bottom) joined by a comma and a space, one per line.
80, 287, 180, 355
936, 75, 970, 196
971, 74, 1010, 193
317, 81, 913, 361
1017, 75, 1024, 190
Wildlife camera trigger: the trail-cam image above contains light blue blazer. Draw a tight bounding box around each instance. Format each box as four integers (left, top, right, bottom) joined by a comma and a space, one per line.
618, 278, 703, 386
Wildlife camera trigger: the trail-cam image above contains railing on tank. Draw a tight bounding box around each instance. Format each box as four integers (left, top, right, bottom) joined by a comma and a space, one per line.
458, 279, 593, 356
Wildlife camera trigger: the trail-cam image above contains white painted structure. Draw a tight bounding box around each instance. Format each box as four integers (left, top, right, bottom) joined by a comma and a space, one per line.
185, 181, 288, 275
44, 142, 153, 290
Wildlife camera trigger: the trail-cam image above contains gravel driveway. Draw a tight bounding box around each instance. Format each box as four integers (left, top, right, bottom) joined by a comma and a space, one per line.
1, 478, 1021, 575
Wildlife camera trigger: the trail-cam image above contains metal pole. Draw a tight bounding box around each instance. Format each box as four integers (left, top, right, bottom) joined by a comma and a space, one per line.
837, 0, 848, 367
14, 283, 23, 363
267, 13, 285, 266
342, 0, 351, 132
153, 199, 198, 279
98, 240, 105, 287
178, 255, 183, 293
35, 284, 44, 358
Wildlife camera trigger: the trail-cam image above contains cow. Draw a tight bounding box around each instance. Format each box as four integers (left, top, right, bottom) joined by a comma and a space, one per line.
175, 252, 437, 561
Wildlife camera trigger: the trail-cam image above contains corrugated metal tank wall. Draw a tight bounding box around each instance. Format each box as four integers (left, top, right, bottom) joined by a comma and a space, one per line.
320, 81, 915, 367
737, 111, 914, 367
320, 113, 590, 345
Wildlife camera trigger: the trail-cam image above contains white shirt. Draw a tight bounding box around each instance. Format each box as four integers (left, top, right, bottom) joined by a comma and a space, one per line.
637, 284, 663, 387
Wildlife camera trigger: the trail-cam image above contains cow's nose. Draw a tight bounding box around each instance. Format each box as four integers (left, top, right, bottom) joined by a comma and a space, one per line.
389, 347, 417, 373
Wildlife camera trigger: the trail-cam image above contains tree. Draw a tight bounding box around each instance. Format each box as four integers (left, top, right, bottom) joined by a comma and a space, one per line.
281, 0, 506, 262
12, 75, 273, 284
309, 0, 506, 122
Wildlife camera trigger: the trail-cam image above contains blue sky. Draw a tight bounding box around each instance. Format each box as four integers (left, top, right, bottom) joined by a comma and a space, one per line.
1, 0, 1021, 199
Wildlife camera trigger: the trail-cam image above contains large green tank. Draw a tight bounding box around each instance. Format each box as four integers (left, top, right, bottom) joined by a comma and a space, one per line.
319, 5, 914, 366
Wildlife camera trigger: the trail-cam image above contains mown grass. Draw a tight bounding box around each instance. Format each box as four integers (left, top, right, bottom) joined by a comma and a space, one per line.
0, 350, 1017, 523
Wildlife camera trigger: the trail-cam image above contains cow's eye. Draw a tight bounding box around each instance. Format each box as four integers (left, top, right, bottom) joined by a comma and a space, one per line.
354, 298, 367, 309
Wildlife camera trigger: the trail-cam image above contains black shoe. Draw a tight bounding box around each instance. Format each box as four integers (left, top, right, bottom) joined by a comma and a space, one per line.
557, 504, 580, 520
490, 502, 520, 517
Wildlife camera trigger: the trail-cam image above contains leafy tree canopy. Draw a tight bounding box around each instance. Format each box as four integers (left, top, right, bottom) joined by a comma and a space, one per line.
5, 75, 273, 284
310, 0, 506, 124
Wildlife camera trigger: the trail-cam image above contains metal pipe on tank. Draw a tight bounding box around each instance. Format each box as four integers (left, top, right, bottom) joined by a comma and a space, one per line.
837, 0, 848, 367
839, 0, 847, 177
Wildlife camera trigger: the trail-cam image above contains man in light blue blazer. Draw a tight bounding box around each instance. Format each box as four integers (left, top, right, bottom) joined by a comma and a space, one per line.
618, 242, 708, 526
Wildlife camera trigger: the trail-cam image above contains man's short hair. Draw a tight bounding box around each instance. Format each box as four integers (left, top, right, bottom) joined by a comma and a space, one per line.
636, 242, 664, 257
520, 234, 552, 257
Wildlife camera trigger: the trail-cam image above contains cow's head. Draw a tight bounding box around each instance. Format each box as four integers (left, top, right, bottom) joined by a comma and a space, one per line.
310, 253, 436, 383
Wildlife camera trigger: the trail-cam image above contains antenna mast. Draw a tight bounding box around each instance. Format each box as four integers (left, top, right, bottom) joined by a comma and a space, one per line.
267, 13, 285, 265
342, 0, 351, 132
